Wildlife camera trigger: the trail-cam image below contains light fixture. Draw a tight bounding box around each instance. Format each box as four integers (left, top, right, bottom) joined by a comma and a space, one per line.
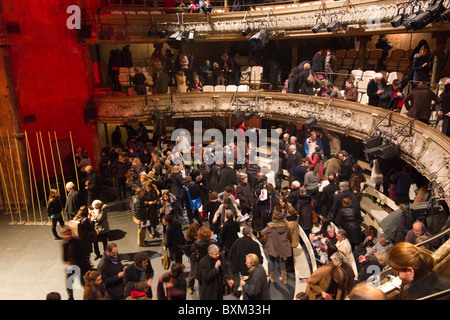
403, 5, 422, 31
377, 143, 399, 160
188, 29, 195, 42
244, 108, 256, 120
326, 18, 341, 32
242, 26, 251, 37
363, 135, 382, 149
232, 108, 243, 119
249, 29, 269, 50
167, 31, 185, 49
407, 0, 445, 31
304, 117, 317, 129
165, 109, 176, 118
391, 7, 408, 28
312, 17, 325, 33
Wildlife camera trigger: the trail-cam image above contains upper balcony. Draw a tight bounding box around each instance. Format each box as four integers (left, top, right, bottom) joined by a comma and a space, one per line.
79, 0, 450, 44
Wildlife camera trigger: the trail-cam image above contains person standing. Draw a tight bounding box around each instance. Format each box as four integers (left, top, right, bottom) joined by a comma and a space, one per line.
84, 165, 100, 206
438, 79, 450, 137
130, 187, 149, 247
240, 253, 270, 300
367, 73, 387, 107
110, 154, 128, 200
91, 200, 110, 260
123, 251, 154, 299
404, 81, 438, 125
162, 214, 186, 264
412, 45, 432, 86
157, 262, 187, 300
97, 242, 128, 300
47, 189, 65, 240
198, 244, 234, 300
83, 270, 109, 300
65, 181, 83, 221
261, 212, 292, 285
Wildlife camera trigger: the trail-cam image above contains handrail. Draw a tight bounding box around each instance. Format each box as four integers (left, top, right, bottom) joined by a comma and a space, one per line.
417, 288, 450, 300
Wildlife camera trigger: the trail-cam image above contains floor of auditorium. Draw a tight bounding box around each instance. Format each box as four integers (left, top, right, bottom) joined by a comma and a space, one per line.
0, 178, 312, 300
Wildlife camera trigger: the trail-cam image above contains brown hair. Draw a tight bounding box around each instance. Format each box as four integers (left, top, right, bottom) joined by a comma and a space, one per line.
197, 226, 212, 242
387, 242, 435, 282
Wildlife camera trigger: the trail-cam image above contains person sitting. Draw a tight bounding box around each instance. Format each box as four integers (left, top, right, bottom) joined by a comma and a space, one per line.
343, 79, 358, 102
379, 79, 403, 110
325, 83, 342, 99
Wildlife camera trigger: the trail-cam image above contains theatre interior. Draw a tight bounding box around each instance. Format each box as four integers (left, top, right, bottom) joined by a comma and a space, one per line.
0, 0, 450, 301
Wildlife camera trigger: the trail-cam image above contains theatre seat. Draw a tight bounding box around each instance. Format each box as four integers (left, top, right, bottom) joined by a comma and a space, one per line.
202, 85, 214, 92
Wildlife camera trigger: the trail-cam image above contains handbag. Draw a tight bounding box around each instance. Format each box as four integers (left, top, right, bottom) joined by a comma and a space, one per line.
185, 186, 202, 211
161, 248, 170, 270
310, 199, 319, 224
307, 70, 315, 84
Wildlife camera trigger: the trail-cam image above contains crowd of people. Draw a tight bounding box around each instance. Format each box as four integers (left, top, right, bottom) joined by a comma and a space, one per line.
49, 116, 450, 301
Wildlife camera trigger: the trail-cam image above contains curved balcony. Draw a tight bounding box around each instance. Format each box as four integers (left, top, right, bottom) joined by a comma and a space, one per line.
82, 0, 450, 43
94, 91, 450, 207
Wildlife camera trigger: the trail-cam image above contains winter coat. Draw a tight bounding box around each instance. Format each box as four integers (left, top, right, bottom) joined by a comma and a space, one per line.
228, 236, 264, 275
336, 207, 363, 246
242, 264, 270, 300
367, 78, 387, 107
404, 83, 438, 121
305, 265, 348, 300
93, 204, 110, 236
123, 262, 154, 298
165, 220, 186, 260
286, 215, 300, 248
198, 252, 233, 300
299, 67, 315, 95
170, 172, 185, 199
295, 193, 313, 233
236, 180, 253, 209
218, 219, 240, 252
217, 166, 237, 193
412, 53, 431, 83
261, 220, 292, 258
97, 253, 126, 300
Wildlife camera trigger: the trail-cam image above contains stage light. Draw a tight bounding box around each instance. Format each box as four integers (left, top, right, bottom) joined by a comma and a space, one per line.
391, 7, 408, 28
403, 6, 422, 31
188, 29, 195, 42
244, 109, 256, 120
303, 117, 317, 129
167, 31, 185, 49
312, 18, 326, 33
326, 16, 341, 32
242, 26, 251, 37
232, 108, 244, 119
407, 1, 445, 31
249, 29, 269, 49
363, 135, 382, 149
165, 110, 176, 118
378, 143, 399, 160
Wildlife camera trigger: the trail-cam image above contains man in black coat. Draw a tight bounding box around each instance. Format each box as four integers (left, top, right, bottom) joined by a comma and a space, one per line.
316, 173, 340, 218
287, 180, 301, 208
367, 73, 387, 107
241, 253, 270, 300
298, 63, 316, 96
337, 150, 353, 182
198, 244, 234, 300
181, 176, 203, 226
123, 251, 154, 298
287, 144, 303, 185
228, 226, 263, 277
217, 164, 237, 193
84, 166, 100, 206
328, 181, 360, 224
97, 242, 127, 300
65, 181, 82, 220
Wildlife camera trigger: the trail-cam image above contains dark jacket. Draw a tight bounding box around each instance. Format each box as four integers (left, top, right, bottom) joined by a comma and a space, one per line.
338, 157, 353, 181
412, 53, 431, 83
198, 252, 233, 300
299, 67, 315, 95
404, 83, 438, 121
336, 207, 363, 246
217, 166, 237, 193
65, 189, 82, 219
170, 172, 185, 199
439, 83, 450, 136
165, 220, 186, 259
329, 189, 360, 223
181, 181, 201, 209
367, 78, 387, 107
218, 219, 240, 253
294, 193, 314, 233
378, 84, 402, 110
408, 272, 450, 300
242, 264, 270, 300
317, 181, 340, 217
130, 195, 146, 221
123, 262, 154, 298
97, 254, 126, 300
228, 236, 263, 275
288, 67, 300, 94
236, 180, 253, 209
110, 159, 128, 178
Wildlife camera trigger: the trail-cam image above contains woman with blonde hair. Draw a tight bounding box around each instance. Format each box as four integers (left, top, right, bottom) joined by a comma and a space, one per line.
47, 189, 65, 240
387, 242, 450, 300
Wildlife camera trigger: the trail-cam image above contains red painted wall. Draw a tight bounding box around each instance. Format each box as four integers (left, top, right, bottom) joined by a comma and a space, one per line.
2, 0, 101, 181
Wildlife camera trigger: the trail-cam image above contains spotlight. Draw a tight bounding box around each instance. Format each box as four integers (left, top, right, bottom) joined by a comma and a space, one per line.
312, 18, 326, 33
378, 143, 399, 160
403, 7, 422, 31
363, 135, 382, 149
167, 31, 185, 49
242, 26, 251, 37
391, 8, 408, 28
249, 29, 269, 50
407, 1, 445, 31
303, 117, 317, 129
363, 147, 380, 162
188, 29, 195, 43
244, 109, 256, 120
326, 16, 341, 32
232, 108, 243, 119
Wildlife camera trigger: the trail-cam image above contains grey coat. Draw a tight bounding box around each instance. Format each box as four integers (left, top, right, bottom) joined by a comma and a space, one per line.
261, 220, 292, 258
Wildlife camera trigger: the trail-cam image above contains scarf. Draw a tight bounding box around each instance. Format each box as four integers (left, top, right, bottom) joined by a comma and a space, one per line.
135, 263, 147, 281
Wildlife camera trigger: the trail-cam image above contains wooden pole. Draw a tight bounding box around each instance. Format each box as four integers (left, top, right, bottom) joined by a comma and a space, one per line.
54, 132, 67, 200
6, 130, 22, 223
24, 132, 37, 224
39, 131, 52, 224
0, 156, 14, 224
14, 131, 30, 223
69, 131, 80, 190
26, 131, 44, 224
0, 130, 18, 220
48, 132, 65, 222
36, 131, 48, 207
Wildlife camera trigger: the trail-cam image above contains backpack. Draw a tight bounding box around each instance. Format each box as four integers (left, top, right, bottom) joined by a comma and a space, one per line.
185, 186, 202, 211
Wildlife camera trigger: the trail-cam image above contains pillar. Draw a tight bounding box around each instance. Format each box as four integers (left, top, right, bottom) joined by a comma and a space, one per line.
431, 31, 449, 85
